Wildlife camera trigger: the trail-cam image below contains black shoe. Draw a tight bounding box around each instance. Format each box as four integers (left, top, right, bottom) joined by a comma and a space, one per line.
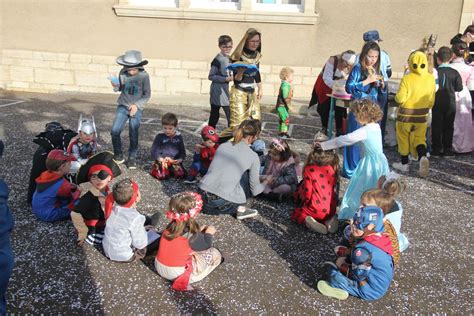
127, 157, 137, 169
430, 149, 442, 157
113, 154, 125, 164
444, 150, 455, 158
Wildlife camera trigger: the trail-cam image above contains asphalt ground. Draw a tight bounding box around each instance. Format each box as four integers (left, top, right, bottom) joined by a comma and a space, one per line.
0, 90, 473, 314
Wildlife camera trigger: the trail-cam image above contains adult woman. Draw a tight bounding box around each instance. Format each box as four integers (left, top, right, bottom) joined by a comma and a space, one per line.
344, 41, 384, 178
199, 120, 264, 219
314, 50, 357, 136
220, 28, 263, 140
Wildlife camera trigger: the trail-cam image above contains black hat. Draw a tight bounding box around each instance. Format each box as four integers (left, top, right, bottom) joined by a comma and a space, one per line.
76, 151, 121, 184
33, 129, 78, 151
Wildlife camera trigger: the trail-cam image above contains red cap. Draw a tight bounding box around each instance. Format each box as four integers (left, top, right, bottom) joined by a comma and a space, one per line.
201, 125, 219, 143
47, 149, 76, 161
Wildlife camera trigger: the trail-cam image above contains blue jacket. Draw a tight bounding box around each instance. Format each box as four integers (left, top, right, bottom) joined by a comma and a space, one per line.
0, 180, 13, 243
345, 63, 380, 102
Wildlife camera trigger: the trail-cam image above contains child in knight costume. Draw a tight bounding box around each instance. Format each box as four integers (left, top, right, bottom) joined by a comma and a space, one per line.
68, 115, 98, 174
220, 28, 263, 141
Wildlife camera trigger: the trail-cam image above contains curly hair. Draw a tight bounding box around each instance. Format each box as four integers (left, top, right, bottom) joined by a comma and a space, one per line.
350, 99, 383, 123
279, 67, 294, 80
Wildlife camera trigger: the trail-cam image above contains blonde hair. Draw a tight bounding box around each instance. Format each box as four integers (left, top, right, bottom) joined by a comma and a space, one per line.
350, 99, 383, 123
164, 193, 201, 240
378, 175, 406, 198
279, 67, 294, 80
304, 144, 340, 179
232, 119, 261, 145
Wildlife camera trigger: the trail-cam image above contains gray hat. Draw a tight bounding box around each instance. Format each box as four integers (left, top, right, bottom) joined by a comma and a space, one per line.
116, 50, 148, 67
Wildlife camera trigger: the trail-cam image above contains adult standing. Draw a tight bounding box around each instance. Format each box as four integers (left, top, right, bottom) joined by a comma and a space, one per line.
314, 50, 357, 136
345, 41, 384, 178
220, 28, 263, 141
199, 120, 264, 219
362, 30, 392, 144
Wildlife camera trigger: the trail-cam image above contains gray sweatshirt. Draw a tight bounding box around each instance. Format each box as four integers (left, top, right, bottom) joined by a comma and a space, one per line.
208, 53, 230, 106
117, 68, 151, 110
199, 141, 265, 204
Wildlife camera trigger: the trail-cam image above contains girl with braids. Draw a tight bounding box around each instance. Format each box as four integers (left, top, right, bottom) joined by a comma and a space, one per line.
292, 132, 339, 234
199, 119, 264, 219
315, 99, 389, 220
155, 192, 222, 291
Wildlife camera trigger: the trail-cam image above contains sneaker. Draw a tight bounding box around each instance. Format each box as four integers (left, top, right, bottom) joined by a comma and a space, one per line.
325, 215, 338, 234
444, 150, 455, 158
392, 162, 409, 173
113, 155, 125, 164
418, 156, 429, 177
305, 216, 328, 234
183, 177, 198, 184
334, 245, 349, 257
323, 261, 338, 269
236, 208, 258, 220
127, 157, 137, 170
317, 280, 349, 300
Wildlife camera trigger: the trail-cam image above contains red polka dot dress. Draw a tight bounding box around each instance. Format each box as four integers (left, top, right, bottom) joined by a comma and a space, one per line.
292, 164, 337, 224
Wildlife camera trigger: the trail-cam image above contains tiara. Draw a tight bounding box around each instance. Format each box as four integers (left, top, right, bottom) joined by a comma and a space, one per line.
165, 192, 203, 222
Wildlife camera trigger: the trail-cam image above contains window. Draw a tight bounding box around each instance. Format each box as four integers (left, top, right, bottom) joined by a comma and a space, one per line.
114, 0, 317, 25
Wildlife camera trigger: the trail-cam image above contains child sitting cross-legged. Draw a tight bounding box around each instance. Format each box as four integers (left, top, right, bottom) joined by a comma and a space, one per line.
318, 205, 395, 301
102, 178, 160, 262
151, 113, 186, 180
155, 192, 222, 291
71, 152, 121, 246
184, 125, 219, 184
67, 117, 98, 174
32, 149, 81, 222
292, 131, 339, 234
259, 138, 298, 201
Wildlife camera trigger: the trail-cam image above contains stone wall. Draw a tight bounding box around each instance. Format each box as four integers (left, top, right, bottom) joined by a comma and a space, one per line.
0, 49, 406, 98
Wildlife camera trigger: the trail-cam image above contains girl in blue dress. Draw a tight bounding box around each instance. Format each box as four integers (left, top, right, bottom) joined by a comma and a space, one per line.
317, 99, 389, 220
344, 41, 384, 179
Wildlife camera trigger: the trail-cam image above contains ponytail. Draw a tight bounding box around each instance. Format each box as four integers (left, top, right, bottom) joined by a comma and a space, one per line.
232, 119, 261, 145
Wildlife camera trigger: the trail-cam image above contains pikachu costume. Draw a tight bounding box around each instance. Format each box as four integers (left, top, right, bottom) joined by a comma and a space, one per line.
395, 51, 436, 161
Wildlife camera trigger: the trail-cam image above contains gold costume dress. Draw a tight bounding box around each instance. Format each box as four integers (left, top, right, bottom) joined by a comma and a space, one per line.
220, 29, 262, 138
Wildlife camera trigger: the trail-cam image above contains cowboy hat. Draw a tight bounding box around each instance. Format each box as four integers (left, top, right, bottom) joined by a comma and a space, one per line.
116, 50, 148, 67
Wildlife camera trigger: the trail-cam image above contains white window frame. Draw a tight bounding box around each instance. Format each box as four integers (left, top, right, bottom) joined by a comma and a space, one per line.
190, 0, 240, 10
129, 0, 178, 8
252, 0, 303, 13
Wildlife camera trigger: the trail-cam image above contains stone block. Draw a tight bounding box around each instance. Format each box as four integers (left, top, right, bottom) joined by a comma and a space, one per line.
87, 64, 108, 72
3, 49, 33, 59
0, 65, 10, 81
189, 71, 208, 79
200, 79, 211, 94
75, 71, 110, 87
35, 68, 74, 85
70, 54, 92, 63
166, 78, 201, 94
292, 66, 312, 76
261, 83, 276, 97
108, 65, 122, 74
50, 61, 66, 69
0, 57, 14, 65
259, 64, 271, 75
311, 67, 322, 76
291, 75, 303, 85
292, 84, 313, 98
147, 58, 168, 68
10, 66, 34, 82
265, 74, 282, 83
16, 59, 50, 68
92, 55, 116, 65
302, 76, 315, 85
7, 81, 30, 89
181, 61, 208, 70
168, 60, 181, 68
150, 76, 166, 92
156, 68, 188, 77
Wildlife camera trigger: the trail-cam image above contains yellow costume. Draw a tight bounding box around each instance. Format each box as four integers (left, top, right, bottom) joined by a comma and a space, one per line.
220, 28, 262, 139
395, 51, 436, 159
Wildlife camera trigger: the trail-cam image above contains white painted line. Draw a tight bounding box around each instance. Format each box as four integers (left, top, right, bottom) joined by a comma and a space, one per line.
0, 100, 25, 108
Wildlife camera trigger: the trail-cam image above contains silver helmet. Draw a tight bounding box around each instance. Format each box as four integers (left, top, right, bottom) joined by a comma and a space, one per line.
77, 114, 97, 135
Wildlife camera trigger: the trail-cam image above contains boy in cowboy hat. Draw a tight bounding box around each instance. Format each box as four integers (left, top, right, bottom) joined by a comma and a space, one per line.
110, 50, 151, 170
71, 152, 121, 246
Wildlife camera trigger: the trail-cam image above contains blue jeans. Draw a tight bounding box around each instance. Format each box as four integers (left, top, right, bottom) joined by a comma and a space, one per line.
110, 105, 142, 158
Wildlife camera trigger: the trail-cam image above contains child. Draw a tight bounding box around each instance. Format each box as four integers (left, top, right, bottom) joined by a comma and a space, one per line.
431, 46, 463, 157
292, 132, 339, 234
0, 139, 14, 316
318, 206, 394, 301
276, 67, 294, 138
259, 138, 298, 201
450, 42, 474, 153
67, 117, 98, 174
71, 152, 121, 246
316, 99, 389, 220
208, 35, 233, 128
32, 149, 81, 222
184, 125, 219, 184
102, 178, 159, 262
155, 192, 222, 291
393, 51, 436, 176
110, 50, 151, 169
150, 113, 186, 180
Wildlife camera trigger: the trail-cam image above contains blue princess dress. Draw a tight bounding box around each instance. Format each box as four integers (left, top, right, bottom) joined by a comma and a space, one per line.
321, 122, 389, 220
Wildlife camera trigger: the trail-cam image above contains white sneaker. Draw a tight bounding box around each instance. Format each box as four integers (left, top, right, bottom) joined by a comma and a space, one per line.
392, 162, 409, 173
419, 156, 430, 177
305, 216, 328, 234
236, 208, 258, 220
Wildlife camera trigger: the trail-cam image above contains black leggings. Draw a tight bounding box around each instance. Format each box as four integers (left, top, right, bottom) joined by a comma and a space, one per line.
316, 99, 346, 134
208, 105, 231, 128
